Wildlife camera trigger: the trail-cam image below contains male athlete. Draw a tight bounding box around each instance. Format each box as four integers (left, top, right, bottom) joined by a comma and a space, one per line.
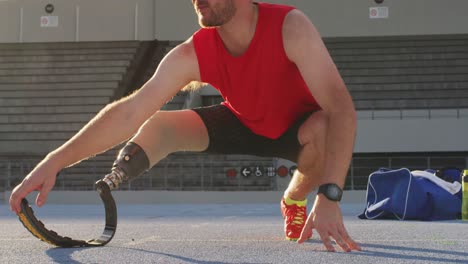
10, 0, 361, 252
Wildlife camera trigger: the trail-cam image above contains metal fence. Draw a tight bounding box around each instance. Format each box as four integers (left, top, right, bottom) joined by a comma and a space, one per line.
0, 155, 278, 192
1, 153, 467, 192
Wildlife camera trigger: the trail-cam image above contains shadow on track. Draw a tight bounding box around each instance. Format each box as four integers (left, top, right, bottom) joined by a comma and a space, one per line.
45, 246, 270, 264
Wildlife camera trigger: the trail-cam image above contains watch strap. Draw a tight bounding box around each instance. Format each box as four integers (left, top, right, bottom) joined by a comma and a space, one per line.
317, 183, 343, 202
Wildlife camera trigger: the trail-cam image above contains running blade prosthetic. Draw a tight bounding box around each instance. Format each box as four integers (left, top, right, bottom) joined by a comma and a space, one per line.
17, 180, 117, 247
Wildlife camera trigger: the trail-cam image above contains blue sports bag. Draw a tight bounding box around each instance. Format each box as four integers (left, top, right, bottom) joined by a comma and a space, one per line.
358, 168, 462, 221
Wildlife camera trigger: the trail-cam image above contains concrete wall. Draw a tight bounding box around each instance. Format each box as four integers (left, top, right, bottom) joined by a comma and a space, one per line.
142, 0, 468, 40
0, 0, 155, 43
270, 0, 468, 38
1, 0, 468, 43
355, 111, 468, 153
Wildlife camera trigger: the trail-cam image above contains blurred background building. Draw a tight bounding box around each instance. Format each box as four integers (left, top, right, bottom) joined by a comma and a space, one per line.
1, 0, 468, 193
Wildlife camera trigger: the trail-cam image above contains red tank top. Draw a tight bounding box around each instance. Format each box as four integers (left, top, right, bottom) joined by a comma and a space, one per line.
193, 2, 321, 139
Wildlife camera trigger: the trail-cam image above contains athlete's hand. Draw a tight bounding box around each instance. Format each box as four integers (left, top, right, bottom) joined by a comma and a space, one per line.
298, 194, 361, 252
9, 161, 59, 214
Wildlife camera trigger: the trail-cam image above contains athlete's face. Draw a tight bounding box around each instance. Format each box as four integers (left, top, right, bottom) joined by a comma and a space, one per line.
192, 0, 237, 27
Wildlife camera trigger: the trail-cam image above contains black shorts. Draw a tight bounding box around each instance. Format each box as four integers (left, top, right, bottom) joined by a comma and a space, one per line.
192, 104, 313, 163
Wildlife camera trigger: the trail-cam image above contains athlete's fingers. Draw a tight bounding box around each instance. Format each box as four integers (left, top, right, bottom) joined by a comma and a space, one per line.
318, 230, 335, 252
9, 188, 22, 213
36, 174, 57, 207
297, 214, 315, 244
9, 181, 33, 214
330, 229, 350, 252
339, 226, 362, 251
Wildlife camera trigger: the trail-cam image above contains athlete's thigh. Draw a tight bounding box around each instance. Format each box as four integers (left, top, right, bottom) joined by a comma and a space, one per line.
136, 109, 209, 152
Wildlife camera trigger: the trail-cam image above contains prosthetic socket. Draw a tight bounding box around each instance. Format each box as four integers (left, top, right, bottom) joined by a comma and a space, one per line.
102, 142, 150, 190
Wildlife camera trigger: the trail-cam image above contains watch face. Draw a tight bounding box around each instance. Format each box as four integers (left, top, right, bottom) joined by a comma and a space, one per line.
328, 186, 340, 198
320, 184, 343, 201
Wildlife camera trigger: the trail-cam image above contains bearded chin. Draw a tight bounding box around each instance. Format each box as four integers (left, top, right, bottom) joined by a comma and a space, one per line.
196, 1, 236, 28
199, 16, 224, 28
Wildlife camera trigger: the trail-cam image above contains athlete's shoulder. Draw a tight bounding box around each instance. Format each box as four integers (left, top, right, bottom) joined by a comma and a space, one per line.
283, 8, 314, 32
283, 9, 320, 42
167, 37, 197, 61
158, 37, 200, 80
282, 9, 322, 61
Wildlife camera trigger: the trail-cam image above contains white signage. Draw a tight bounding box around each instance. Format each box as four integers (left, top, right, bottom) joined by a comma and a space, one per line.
41, 16, 59, 27
266, 167, 276, 177
241, 167, 252, 177
255, 167, 263, 177
369, 7, 389, 19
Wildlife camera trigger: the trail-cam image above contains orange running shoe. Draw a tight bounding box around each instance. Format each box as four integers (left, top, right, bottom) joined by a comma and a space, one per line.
281, 197, 309, 241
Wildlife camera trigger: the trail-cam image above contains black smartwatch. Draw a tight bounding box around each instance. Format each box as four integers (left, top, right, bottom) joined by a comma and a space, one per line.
317, 183, 343, 202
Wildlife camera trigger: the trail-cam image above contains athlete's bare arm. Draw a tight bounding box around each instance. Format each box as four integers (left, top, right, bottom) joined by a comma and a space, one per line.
9, 39, 200, 213
283, 10, 355, 193
283, 10, 360, 251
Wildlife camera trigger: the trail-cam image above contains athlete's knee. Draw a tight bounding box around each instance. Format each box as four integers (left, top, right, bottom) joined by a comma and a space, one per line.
296, 111, 328, 175
133, 111, 180, 155
297, 110, 328, 147
136, 112, 172, 139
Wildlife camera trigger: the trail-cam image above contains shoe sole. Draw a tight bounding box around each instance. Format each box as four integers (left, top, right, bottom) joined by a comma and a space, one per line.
285, 235, 312, 241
